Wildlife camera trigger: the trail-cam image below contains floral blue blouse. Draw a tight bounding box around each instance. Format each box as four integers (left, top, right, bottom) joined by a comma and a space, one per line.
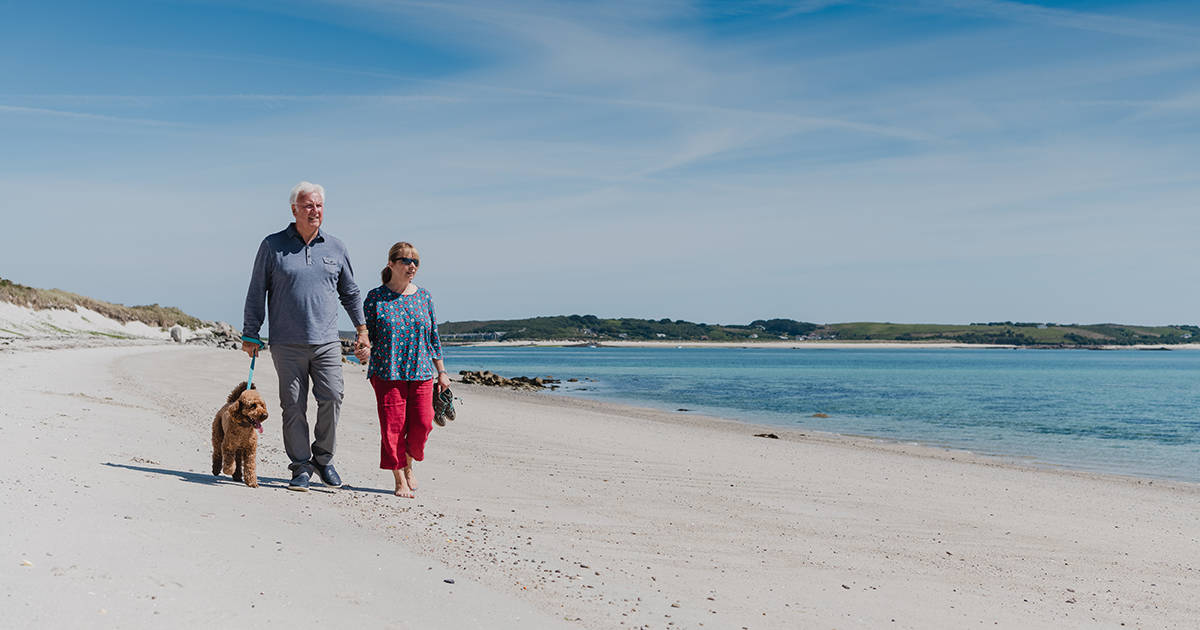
363, 285, 443, 381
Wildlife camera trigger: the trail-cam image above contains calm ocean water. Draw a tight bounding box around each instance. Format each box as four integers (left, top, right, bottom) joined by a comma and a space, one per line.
443, 346, 1200, 483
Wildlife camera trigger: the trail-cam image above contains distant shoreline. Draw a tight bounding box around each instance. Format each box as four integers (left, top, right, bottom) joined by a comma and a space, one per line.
447, 339, 1200, 351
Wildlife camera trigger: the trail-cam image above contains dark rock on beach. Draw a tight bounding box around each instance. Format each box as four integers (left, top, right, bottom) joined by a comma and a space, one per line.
458, 370, 548, 390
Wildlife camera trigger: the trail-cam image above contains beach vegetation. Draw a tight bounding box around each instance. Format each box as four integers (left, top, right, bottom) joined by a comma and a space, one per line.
86, 331, 133, 339
0, 277, 205, 329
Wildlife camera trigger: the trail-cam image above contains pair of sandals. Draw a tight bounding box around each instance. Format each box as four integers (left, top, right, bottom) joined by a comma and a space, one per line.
433, 387, 457, 427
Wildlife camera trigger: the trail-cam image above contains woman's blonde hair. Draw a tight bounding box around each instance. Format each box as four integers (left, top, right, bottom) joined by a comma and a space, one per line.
381, 241, 419, 284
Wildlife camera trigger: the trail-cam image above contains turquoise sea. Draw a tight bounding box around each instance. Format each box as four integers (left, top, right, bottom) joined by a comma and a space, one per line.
443, 346, 1200, 483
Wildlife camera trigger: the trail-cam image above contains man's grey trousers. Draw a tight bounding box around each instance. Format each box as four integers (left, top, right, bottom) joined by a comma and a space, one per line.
269, 342, 344, 474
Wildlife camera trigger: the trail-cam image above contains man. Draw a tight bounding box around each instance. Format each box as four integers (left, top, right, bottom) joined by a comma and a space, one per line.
242, 181, 370, 491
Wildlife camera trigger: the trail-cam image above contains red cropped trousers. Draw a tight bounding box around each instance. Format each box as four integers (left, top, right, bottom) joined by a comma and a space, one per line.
369, 377, 434, 470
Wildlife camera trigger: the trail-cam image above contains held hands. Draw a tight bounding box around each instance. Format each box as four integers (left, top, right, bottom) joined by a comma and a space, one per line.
353, 330, 371, 364
241, 340, 260, 358
436, 371, 451, 393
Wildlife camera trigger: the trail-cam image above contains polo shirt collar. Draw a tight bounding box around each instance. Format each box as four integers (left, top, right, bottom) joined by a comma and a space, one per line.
287, 222, 325, 245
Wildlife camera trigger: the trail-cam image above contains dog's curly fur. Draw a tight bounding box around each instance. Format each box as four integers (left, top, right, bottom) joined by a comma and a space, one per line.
211, 381, 269, 488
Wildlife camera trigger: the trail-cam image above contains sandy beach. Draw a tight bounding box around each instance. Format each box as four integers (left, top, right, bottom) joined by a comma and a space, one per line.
3, 343, 1198, 629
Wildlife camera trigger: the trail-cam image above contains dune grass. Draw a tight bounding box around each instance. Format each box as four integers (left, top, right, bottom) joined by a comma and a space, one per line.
0, 277, 205, 329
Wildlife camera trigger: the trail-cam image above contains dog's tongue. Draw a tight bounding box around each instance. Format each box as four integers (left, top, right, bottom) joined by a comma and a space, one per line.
254, 422, 263, 434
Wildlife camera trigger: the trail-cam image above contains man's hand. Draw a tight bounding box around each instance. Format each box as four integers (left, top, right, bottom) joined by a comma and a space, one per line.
242, 340, 260, 358
354, 329, 370, 353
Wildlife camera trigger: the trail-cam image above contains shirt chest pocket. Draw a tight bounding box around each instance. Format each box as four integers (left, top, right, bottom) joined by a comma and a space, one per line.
319, 255, 338, 290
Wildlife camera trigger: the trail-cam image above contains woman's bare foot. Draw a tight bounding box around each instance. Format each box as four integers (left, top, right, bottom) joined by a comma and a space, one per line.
404, 464, 418, 491
392, 469, 414, 498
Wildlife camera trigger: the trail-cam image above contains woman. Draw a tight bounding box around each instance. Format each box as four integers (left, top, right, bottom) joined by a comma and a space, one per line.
356, 242, 451, 497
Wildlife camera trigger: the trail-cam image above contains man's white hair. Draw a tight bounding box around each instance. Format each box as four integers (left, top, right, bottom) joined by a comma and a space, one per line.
289, 181, 325, 206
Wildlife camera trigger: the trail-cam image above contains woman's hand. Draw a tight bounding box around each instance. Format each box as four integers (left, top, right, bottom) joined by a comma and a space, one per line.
436, 371, 451, 392
353, 327, 370, 363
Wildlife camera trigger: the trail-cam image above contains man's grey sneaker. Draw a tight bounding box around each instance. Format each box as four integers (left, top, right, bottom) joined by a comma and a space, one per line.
311, 461, 343, 488
288, 470, 311, 492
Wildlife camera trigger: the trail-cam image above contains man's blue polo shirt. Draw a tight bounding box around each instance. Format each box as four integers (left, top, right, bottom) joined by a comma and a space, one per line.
242, 223, 365, 345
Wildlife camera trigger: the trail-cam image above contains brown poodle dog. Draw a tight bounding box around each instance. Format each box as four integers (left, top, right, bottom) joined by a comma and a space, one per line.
211, 381, 269, 488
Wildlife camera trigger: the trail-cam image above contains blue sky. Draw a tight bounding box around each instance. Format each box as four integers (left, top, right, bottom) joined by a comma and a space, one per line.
3, 0, 1199, 328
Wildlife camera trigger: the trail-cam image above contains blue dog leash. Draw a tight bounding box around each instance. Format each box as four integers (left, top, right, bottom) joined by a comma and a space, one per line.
241, 336, 266, 388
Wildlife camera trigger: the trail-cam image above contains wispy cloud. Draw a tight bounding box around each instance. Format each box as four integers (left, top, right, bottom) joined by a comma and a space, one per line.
1128, 89, 1200, 119
923, 0, 1200, 42
771, 0, 855, 20
0, 104, 181, 126
1, 93, 462, 105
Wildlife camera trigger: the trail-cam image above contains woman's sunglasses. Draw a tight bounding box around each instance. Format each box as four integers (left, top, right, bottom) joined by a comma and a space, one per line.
391, 256, 420, 267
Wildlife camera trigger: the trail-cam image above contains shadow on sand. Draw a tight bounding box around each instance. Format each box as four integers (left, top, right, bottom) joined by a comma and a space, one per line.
102, 462, 389, 495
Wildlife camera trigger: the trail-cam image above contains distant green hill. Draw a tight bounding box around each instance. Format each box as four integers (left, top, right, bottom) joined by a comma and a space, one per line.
435, 315, 1199, 346
826, 321, 1199, 346
439, 315, 818, 342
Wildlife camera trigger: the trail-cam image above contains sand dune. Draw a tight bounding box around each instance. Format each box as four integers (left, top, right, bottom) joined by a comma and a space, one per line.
0, 301, 174, 341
